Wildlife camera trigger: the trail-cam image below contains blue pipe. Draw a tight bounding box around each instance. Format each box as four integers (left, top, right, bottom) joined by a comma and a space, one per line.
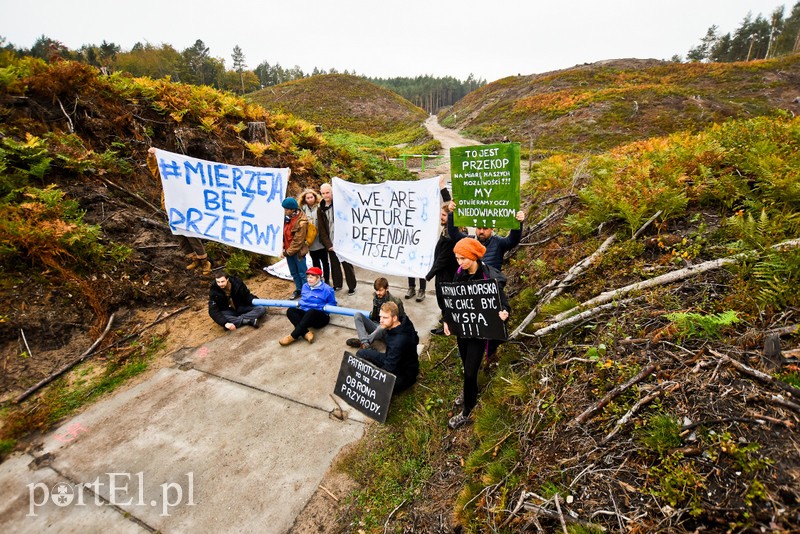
252, 299, 369, 317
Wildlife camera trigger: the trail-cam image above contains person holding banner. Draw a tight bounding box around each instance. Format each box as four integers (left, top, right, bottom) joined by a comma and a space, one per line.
208, 273, 267, 331
444, 238, 510, 429
446, 202, 525, 271
146, 147, 212, 275
279, 266, 336, 345
282, 197, 309, 299
317, 183, 357, 294
299, 188, 330, 285
426, 203, 459, 335
356, 301, 419, 394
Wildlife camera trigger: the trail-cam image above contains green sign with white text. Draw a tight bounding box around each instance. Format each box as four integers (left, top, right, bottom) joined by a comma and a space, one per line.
450, 143, 520, 229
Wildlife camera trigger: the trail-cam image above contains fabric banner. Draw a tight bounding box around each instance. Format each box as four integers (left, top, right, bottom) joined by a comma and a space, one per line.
449, 143, 521, 229
440, 278, 508, 340
331, 176, 440, 277
154, 149, 289, 257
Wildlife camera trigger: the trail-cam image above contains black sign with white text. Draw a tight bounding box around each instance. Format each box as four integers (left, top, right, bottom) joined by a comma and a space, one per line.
440, 278, 507, 340
334, 352, 396, 423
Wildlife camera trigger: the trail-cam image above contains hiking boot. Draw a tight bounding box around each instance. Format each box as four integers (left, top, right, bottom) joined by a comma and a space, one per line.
415, 291, 426, 303
404, 287, 416, 299
185, 254, 200, 270
304, 331, 314, 343
346, 338, 363, 348
448, 412, 470, 429
199, 260, 212, 275
454, 392, 464, 407
279, 335, 295, 346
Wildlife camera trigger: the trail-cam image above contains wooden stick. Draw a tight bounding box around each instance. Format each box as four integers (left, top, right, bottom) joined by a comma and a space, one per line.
568, 362, 658, 428
554, 494, 569, 534
100, 177, 162, 214
20, 329, 33, 358
318, 484, 339, 502
527, 298, 638, 338
632, 210, 662, 239
16, 314, 115, 403
510, 234, 617, 339
709, 348, 800, 399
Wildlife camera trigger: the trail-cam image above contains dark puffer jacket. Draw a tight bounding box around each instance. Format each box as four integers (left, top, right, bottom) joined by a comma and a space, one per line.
357, 316, 419, 393
446, 212, 522, 271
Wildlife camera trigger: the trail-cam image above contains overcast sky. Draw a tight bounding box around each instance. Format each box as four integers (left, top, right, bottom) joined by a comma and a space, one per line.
0, 0, 788, 82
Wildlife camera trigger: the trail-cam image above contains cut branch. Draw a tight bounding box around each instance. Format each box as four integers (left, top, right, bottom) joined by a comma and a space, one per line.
568, 362, 659, 428
526, 298, 638, 338
709, 348, 800, 399
16, 314, 115, 403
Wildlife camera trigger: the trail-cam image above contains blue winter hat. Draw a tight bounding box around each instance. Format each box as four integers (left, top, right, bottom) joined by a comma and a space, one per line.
281, 197, 299, 210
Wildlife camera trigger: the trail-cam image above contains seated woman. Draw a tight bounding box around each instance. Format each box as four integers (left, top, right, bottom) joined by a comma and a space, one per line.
279, 266, 337, 345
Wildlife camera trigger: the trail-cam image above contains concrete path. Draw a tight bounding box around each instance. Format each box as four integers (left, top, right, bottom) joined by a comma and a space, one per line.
0, 269, 442, 533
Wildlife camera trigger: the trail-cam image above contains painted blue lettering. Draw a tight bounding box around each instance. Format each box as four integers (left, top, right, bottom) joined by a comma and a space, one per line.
244, 170, 258, 194
221, 215, 237, 243
159, 159, 182, 181
203, 212, 220, 238
221, 190, 235, 213
185, 208, 203, 233
232, 167, 245, 193
204, 189, 220, 210
168, 207, 185, 231
266, 172, 284, 202
183, 160, 204, 186
214, 164, 230, 189
241, 192, 256, 218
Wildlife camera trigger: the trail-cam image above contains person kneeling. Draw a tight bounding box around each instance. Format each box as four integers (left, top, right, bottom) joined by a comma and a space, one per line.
356, 302, 419, 394
280, 267, 336, 345
347, 277, 404, 350
209, 273, 267, 331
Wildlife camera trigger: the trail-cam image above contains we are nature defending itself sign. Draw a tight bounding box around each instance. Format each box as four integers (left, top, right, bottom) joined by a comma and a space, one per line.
155, 149, 289, 257
334, 352, 396, 423
450, 143, 521, 229
332, 176, 440, 278
440, 279, 508, 341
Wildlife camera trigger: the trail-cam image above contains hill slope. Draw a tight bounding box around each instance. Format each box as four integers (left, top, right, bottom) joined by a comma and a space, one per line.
440, 55, 800, 152
248, 74, 428, 135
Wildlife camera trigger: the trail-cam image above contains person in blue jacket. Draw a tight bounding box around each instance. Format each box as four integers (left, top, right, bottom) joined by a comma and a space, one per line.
279, 266, 336, 345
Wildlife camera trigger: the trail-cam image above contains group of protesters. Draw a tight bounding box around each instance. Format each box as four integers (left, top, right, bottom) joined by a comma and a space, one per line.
148, 147, 525, 430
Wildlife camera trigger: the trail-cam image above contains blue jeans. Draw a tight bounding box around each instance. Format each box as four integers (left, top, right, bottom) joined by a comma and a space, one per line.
286, 254, 307, 293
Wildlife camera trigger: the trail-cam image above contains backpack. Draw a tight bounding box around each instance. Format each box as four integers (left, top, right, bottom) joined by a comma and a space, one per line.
305, 221, 318, 246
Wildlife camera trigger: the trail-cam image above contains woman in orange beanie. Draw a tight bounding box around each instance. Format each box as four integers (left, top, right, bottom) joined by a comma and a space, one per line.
444, 238, 510, 429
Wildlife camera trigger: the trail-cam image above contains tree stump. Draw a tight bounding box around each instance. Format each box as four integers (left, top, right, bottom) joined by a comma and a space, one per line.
248, 121, 268, 143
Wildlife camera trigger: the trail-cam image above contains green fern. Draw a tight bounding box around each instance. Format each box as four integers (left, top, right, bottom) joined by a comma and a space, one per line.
664, 310, 740, 340
752, 249, 800, 309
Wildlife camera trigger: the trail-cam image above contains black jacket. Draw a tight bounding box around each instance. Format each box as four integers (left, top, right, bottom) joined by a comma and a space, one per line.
447, 212, 522, 271
425, 230, 458, 282
208, 276, 258, 327
358, 316, 419, 383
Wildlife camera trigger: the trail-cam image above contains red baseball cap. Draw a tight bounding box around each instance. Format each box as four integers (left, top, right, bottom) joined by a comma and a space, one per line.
306, 267, 323, 276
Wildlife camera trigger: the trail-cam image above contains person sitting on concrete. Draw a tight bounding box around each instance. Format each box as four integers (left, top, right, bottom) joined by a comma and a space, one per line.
356, 302, 419, 394
208, 273, 267, 331
280, 267, 336, 345
347, 277, 404, 349
446, 201, 525, 271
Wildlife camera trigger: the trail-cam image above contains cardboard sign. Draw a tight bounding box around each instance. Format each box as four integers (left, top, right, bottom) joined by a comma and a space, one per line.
450, 143, 520, 229
440, 278, 508, 340
334, 352, 396, 423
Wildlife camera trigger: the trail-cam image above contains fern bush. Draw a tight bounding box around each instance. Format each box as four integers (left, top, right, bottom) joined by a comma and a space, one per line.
664, 310, 740, 341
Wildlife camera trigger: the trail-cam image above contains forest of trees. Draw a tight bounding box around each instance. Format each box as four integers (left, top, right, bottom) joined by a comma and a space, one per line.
687, 1, 800, 62
0, 35, 484, 112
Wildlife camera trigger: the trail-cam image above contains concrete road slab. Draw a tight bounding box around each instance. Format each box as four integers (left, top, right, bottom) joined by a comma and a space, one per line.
24, 367, 363, 533
0, 453, 148, 533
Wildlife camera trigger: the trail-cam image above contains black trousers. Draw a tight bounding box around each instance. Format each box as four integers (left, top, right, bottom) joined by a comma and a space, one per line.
287, 308, 329, 339
457, 337, 503, 416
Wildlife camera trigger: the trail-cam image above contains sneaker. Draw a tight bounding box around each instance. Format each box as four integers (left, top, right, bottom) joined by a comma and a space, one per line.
404, 287, 416, 299
334, 286, 342, 291
430, 326, 445, 335
448, 412, 470, 429
250, 317, 260, 329
454, 392, 464, 407
415, 292, 426, 303
348, 288, 356, 295
303, 331, 314, 343
346, 338, 363, 348
289, 290, 301, 300
279, 335, 295, 346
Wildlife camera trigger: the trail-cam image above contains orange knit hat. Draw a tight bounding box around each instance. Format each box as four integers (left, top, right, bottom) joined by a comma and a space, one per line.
453, 238, 486, 260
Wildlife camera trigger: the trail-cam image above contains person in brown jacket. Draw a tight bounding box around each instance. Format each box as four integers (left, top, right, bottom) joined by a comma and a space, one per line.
282, 197, 309, 299
146, 147, 212, 275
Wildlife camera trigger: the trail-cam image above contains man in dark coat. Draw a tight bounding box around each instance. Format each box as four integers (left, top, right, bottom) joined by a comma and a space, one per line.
356, 302, 419, 394
208, 273, 266, 331
446, 201, 525, 271
426, 203, 459, 334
